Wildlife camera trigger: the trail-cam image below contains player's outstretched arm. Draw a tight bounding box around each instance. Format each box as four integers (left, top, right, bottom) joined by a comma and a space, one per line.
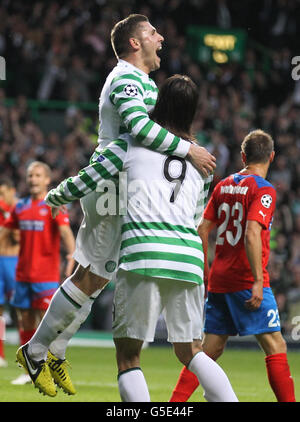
45, 139, 127, 208
110, 75, 216, 177
244, 219, 264, 310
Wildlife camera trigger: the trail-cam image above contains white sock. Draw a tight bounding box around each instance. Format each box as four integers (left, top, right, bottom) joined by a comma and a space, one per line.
188, 352, 238, 402
28, 278, 89, 361
118, 368, 150, 402
49, 298, 94, 360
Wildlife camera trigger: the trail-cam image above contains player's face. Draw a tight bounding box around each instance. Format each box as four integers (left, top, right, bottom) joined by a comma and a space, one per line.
26, 165, 50, 198
136, 22, 164, 72
0, 185, 14, 204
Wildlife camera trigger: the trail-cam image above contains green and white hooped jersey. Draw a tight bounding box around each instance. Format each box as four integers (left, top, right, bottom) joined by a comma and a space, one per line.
46, 136, 212, 286
90, 59, 190, 162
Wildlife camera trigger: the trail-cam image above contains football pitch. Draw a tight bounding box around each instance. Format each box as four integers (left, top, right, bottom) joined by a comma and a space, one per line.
0, 344, 299, 402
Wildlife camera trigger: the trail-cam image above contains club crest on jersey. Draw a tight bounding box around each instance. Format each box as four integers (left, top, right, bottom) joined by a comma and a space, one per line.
124, 84, 138, 97
261, 194, 272, 208
39, 208, 49, 216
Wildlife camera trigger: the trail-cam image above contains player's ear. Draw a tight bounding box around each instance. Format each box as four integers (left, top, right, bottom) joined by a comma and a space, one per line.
129, 37, 140, 51
241, 151, 246, 164
270, 151, 275, 163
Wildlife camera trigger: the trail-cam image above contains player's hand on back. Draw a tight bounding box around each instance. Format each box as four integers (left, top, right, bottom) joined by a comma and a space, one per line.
187, 144, 216, 177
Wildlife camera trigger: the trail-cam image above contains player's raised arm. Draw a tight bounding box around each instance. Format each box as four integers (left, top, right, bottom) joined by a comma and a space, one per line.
45, 139, 128, 208
108, 15, 216, 177
110, 74, 216, 177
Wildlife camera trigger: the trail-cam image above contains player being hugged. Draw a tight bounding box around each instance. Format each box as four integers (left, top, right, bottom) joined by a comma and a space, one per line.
170, 129, 296, 403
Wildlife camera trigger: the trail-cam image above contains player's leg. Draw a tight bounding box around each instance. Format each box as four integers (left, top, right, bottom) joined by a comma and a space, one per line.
225, 287, 296, 402
202, 333, 228, 360
31, 194, 119, 361
112, 270, 164, 402
0, 305, 7, 367
0, 256, 17, 366
114, 337, 150, 402
173, 341, 237, 402
0, 263, 7, 366
165, 282, 237, 402
15, 282, 58, 395
27, 269, 106, 362
169, 290, 233, 402
256, 331, 296, 402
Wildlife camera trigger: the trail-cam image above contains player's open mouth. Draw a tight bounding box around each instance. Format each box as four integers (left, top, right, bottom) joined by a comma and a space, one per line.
156, 45, 162, 60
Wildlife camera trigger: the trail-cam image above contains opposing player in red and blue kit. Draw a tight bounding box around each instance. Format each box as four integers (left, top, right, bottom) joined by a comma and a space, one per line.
3, 161, 75, 386
170, 129, 296, 402
0, 178, 19, 368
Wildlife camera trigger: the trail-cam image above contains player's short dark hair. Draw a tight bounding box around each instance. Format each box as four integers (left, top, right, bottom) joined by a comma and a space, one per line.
150, 74, 199, 140
111, 14, 149, 59
0, 177, 15, 189
241, 129, 274, 164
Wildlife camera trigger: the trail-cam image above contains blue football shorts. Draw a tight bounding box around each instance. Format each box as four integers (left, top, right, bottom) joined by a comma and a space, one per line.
10, 281, 59, 310
0, 256, 17, 305
204, 287, 281, 336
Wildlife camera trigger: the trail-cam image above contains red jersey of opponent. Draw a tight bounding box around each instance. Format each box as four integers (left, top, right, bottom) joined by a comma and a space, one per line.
204, 172, 276, 293
0, 200, 11, 226
4, 196, 70, 283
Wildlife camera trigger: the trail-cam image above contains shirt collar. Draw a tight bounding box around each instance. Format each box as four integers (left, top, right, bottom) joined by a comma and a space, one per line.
118, 59, 149, 77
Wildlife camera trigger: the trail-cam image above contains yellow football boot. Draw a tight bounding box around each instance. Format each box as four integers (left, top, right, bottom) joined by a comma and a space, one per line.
16, 345, 57, 397
47, 350, 76, 395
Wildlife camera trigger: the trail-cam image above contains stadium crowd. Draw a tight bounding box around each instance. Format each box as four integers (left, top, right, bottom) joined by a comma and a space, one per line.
0, 0, 300, 334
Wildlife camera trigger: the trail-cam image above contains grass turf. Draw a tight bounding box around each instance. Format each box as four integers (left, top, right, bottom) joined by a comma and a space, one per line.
0, 344, 299, 402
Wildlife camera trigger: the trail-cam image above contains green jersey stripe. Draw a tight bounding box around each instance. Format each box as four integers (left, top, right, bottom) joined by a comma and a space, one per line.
135, 120, 156, 143
99, 148, 124, 171
66, 178, 84, 198
130, 268, 202, 284
120, 251, 204, 269
59, 184, 71, 202
120, 235, 203, 251
144, 98, 156, 106
78, 169, 97, 191
121, 221, 198, 236
148, 127, 167, 150
47, 194, 62, 207
111, 73, 145, 86
166, 136, 181, 154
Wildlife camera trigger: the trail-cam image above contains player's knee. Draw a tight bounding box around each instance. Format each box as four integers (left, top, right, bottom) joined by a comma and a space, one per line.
173, 343, 194, 366
71, 266, 107, 295
202, 342, 225, 361
257, 332, 287, 355
269, 335, 287, 355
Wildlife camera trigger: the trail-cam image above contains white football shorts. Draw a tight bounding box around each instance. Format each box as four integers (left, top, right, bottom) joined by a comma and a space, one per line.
112, 269, 205, 343
72, 191, 121, 280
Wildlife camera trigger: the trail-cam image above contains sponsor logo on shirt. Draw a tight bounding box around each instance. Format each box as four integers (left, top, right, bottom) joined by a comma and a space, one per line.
259, 210, 267, 220
220, 185, 248, 195
19, 220, 45, 231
